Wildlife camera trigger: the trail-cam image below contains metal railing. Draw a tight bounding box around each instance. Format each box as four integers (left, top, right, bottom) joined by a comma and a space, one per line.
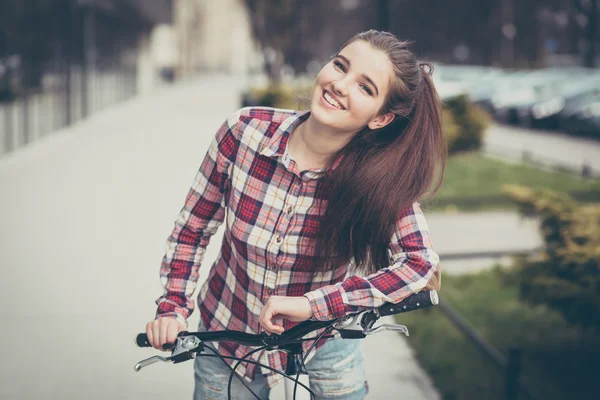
438, 299, 540, 400
1, 66, 137, 156
0, 1, 146, 158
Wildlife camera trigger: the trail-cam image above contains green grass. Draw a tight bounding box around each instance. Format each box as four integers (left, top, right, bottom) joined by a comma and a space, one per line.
397, 266, 600, 400
423, 153, 600, 211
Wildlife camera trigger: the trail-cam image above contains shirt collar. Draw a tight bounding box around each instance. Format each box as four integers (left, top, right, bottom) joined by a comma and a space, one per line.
259, 110, 345, 177
260, 110, 310, 158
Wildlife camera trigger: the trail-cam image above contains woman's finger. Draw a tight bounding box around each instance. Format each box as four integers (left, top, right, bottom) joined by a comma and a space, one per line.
152, 321, 162, 350
146, 322, 155, 349
261, 306, 284, 334
166, 321, 180, 346
159, 319, 170, 351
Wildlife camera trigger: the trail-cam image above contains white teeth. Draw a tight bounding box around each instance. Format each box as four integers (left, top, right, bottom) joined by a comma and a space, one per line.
324, 91, 342, 109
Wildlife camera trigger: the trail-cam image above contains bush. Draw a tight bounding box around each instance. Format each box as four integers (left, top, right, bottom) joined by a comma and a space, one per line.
443, 107, 460, 152
241, 84, 310, 110
503, 185, 600, 332
399, 267, 600, 400
443, 94, 490, 154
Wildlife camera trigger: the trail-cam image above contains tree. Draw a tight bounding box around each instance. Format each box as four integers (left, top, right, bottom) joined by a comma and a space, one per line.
0, 0, 150, 88
505, 185, 600, 333
244, 0, 376, 81
572, 0, 599, 67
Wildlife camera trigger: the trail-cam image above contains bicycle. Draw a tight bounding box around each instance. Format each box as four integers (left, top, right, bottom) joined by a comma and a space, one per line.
135, 290, 439, 400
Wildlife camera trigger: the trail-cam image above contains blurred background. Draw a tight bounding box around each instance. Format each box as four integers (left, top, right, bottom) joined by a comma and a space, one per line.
0, 1, 599, 399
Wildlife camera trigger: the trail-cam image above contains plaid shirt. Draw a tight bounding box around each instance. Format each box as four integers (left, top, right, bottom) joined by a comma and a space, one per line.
156, 107, 441, 388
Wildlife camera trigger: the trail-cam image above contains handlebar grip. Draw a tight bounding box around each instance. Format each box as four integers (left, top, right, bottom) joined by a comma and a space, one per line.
378, 290, 439, 317
135, 333, 175, 350
136, 333, 151, 347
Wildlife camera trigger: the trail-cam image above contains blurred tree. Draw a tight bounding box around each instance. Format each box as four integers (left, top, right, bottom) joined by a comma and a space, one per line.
243, 0, 597, 76
505, 185, 600, 333
245, 0, 299, 81
572, 0, 599, 67
245, 0, 377, 80
0, 0, 150, 88
377, 0, 390, 32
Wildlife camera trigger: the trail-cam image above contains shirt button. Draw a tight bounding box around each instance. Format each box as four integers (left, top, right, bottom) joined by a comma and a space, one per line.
266, 288, 273, 295
276, 236, 282, 243
287, 206, 293, 214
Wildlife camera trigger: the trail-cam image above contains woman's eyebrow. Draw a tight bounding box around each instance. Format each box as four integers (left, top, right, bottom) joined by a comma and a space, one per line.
335, 54, 380, 96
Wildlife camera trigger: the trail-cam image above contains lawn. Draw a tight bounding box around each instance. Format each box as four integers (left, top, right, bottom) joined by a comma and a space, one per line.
397, 266, 600, 400
424, 152, 600, 211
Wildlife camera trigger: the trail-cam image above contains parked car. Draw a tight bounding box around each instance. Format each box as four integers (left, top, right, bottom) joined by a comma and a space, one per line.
559, 96, 600, 138
493, 68, 592, 127
490, 71, 547, 124
524, 75, 600, 129
433, 64, 504, 112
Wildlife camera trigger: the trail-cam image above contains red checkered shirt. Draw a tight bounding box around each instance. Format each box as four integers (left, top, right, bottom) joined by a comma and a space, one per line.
155, 106, 441, 388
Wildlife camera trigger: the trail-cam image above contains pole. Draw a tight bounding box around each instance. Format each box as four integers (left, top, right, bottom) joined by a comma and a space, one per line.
504, 346, 522, 400
501, 0, 516, 67
378, 0, 390, 32
4, 103, 13, 152
82, 5, 96, 118
64, 0, 76, 126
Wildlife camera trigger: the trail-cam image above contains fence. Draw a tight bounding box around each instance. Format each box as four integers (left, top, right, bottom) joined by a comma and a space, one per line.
0, 66, 136, 156
0, 1, 147, 158
438, 299, 539, 400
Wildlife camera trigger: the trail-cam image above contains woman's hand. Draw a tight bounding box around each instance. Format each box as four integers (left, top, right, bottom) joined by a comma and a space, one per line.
145, 317, 186, 352
259, 296, 314, 335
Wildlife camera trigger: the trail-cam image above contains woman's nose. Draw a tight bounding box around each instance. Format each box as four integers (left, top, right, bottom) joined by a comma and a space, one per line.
331, 78, 349, 96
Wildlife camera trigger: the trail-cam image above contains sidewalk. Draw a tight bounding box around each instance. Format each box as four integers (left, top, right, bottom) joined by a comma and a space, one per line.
0, 75, 440, 399
484, 122, 600, 174
426, 210, 543, 275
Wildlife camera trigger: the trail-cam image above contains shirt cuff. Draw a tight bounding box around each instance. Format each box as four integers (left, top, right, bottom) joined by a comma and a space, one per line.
155, 312, 189, 330
304, 284, 346, 321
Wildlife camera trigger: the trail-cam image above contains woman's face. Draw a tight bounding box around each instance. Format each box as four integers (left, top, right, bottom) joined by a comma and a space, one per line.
309, 40, 395, 134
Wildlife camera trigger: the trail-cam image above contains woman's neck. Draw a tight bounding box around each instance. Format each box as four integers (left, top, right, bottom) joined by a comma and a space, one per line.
289, 116, 354, 169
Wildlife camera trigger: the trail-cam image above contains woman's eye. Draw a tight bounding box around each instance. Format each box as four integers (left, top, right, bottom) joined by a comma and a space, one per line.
333, 61, 346, 72
360, 84, 372, 95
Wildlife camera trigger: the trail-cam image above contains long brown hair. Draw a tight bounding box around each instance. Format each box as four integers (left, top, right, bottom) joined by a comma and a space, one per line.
315, 30, 447, 275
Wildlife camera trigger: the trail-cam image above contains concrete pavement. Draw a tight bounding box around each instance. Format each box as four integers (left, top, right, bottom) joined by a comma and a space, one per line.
0, 75, 442, 399
426, 210, 543, 275
484, 123, 600, 175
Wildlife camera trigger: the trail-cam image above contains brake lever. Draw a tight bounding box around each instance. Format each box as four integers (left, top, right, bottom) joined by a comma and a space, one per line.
134, 354, 171, 371
332, 310, 410, 337
364, 323, 409, 337
134, 334, 203, 371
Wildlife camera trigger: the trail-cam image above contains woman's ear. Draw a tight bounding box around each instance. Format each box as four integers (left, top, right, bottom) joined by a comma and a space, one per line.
367, 112, 395, 130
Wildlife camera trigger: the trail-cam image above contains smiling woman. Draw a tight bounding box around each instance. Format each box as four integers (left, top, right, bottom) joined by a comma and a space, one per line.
146, 29, 447, 400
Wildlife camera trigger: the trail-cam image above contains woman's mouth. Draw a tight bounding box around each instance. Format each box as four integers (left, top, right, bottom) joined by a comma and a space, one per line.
322, 90, 345, 110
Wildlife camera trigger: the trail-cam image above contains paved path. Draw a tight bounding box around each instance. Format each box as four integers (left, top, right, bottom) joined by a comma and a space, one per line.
0, 75, 440, 400
426, 210, 543, 275
484, 123, 600, 175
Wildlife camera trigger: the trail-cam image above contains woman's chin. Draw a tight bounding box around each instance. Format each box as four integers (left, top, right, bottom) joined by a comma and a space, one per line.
311, 105, 336, 125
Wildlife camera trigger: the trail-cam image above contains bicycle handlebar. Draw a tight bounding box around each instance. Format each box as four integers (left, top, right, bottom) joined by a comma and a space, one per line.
136, 290, 439, 350
377, 289, 439, 316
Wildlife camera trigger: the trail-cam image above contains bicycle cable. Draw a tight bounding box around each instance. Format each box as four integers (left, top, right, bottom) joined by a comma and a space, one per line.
294, 326, 334, 399
203, 346, 263, 400
225, 346, 266, 400
204, 353, 317, 398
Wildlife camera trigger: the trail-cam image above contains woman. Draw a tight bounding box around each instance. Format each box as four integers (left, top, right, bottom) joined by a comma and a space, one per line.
145, 30, 446, 399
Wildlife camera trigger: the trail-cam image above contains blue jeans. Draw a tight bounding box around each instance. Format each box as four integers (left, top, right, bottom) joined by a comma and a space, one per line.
193, 322, 368, 400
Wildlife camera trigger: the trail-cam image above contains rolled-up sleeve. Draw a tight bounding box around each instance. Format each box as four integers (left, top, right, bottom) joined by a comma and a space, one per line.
155, 110, 241, 327
304, 202, 440, 321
